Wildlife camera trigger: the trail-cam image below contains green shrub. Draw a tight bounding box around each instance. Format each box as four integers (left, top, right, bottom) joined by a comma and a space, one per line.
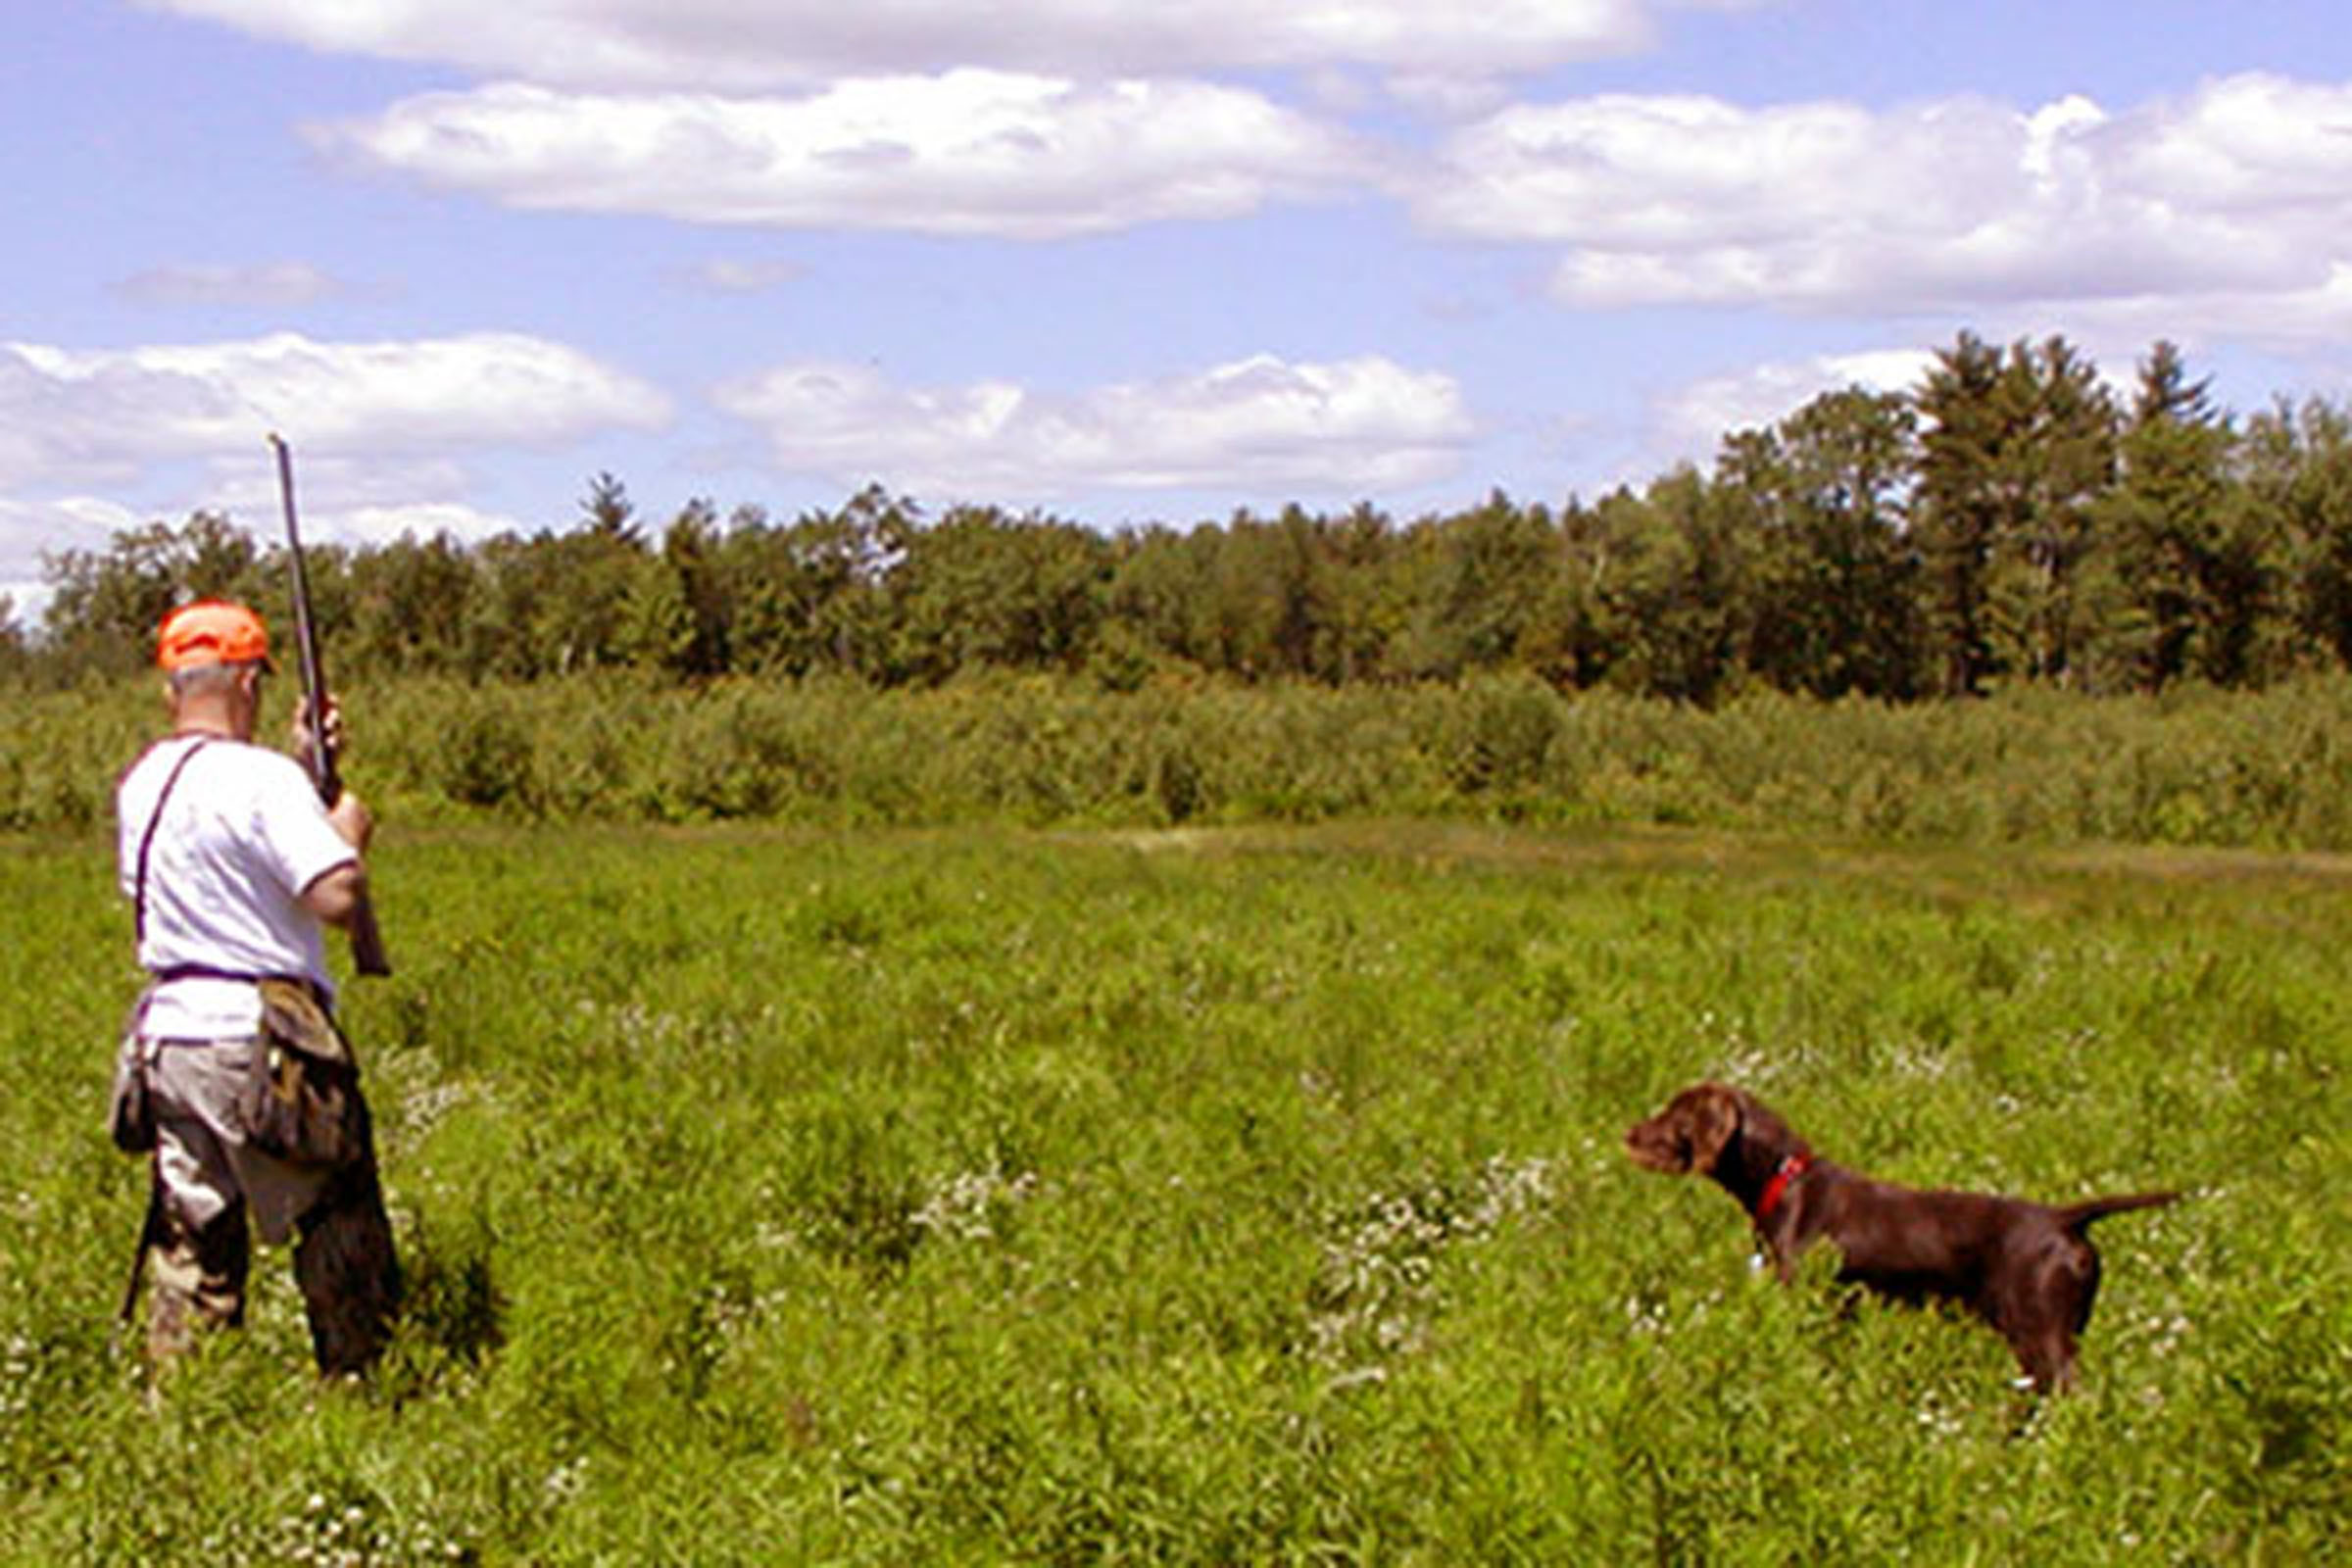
20, 669, 2352, 850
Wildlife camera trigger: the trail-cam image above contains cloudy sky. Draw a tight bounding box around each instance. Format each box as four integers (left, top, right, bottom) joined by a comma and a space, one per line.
8, 1, 2352, 622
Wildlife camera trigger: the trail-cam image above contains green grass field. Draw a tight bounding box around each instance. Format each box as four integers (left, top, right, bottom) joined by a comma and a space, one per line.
3, 821, 2345, 1563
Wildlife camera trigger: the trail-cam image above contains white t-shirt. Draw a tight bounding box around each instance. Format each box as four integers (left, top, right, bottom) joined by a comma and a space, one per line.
117, 735, 358, 1038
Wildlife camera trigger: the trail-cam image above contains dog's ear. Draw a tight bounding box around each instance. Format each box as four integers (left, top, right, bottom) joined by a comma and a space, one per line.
1680, 1083, 1741, 1174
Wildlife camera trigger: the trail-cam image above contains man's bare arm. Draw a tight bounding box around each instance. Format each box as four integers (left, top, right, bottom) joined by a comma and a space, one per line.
300, 861, 369, 929
299, 788, 373, 928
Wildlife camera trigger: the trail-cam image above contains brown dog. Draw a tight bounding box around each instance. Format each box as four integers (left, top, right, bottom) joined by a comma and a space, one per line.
1625, 1082, 2178, 1392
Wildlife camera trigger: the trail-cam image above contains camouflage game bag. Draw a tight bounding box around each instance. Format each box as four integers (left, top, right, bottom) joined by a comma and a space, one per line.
241, 978, 364, 1168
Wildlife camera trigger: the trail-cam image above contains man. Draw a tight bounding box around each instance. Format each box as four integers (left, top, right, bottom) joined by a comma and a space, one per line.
114, 599, 399, 1375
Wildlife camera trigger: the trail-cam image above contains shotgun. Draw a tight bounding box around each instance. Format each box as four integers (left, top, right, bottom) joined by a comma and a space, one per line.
269, 434, 391, 977
115, 1176, 162, 1348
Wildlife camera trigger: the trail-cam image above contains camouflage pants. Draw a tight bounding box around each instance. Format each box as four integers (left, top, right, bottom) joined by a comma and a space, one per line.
144, 1194, 249, 1359
139, 1036, 400, 1375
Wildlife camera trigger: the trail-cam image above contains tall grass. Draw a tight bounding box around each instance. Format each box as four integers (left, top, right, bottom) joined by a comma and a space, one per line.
2, 823, 2344, 1561
15, 670, 2352, 848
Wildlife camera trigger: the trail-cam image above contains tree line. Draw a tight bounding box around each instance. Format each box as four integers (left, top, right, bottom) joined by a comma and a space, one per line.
12, 331, 2352, 702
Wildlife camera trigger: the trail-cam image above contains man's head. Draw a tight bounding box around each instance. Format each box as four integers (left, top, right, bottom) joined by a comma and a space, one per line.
158, 600, 270, 672
157, 601, 271, 733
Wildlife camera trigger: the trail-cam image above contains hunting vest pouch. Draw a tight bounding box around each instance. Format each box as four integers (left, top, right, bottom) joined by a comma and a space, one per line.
241, 978, 363, 1168
107, 1025, 156, 1154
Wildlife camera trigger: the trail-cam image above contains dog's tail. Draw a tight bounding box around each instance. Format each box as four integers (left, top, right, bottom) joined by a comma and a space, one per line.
2054, 1191, 2180, 1233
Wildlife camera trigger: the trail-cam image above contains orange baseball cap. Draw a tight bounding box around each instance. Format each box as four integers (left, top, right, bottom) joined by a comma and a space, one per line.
157, 600, 272, 670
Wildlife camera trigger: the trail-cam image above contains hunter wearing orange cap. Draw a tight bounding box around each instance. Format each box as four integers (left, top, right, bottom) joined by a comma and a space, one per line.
154, 599, 274, 671
108, 599, 397, 1375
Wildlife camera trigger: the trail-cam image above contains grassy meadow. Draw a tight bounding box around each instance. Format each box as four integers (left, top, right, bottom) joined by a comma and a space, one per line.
1, 815, 2345, 1563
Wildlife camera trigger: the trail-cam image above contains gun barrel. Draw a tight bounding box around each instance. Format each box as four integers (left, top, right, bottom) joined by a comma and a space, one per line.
270, 434, 339, 802
269, 434, 390, 977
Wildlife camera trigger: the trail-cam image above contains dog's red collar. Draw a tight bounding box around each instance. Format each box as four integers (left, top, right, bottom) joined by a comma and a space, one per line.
1757, 1153, 1812, 1221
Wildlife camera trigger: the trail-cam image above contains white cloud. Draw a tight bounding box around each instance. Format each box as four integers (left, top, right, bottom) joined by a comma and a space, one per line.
0, 495, 143, 591
681, 257, 809, 293
2056, 263, 2352, 360
315, 74, 1368, 238
142, 0, 1686, 89
0, 335, 662, 591
713, 354, 1475, 499
113, 262, 352, 308
0, 476, 526, 632
337, 499, 532, 547
1414, 73, 2352, 343
0, 582, 52, 633
201, 450, 536, 549
1650, 349, 1934, 469
2109, 74, 2352, 212
0, 332, 670, 490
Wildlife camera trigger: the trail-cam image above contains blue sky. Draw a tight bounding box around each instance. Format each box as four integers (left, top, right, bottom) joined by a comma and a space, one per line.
7, 2, 2352, 625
